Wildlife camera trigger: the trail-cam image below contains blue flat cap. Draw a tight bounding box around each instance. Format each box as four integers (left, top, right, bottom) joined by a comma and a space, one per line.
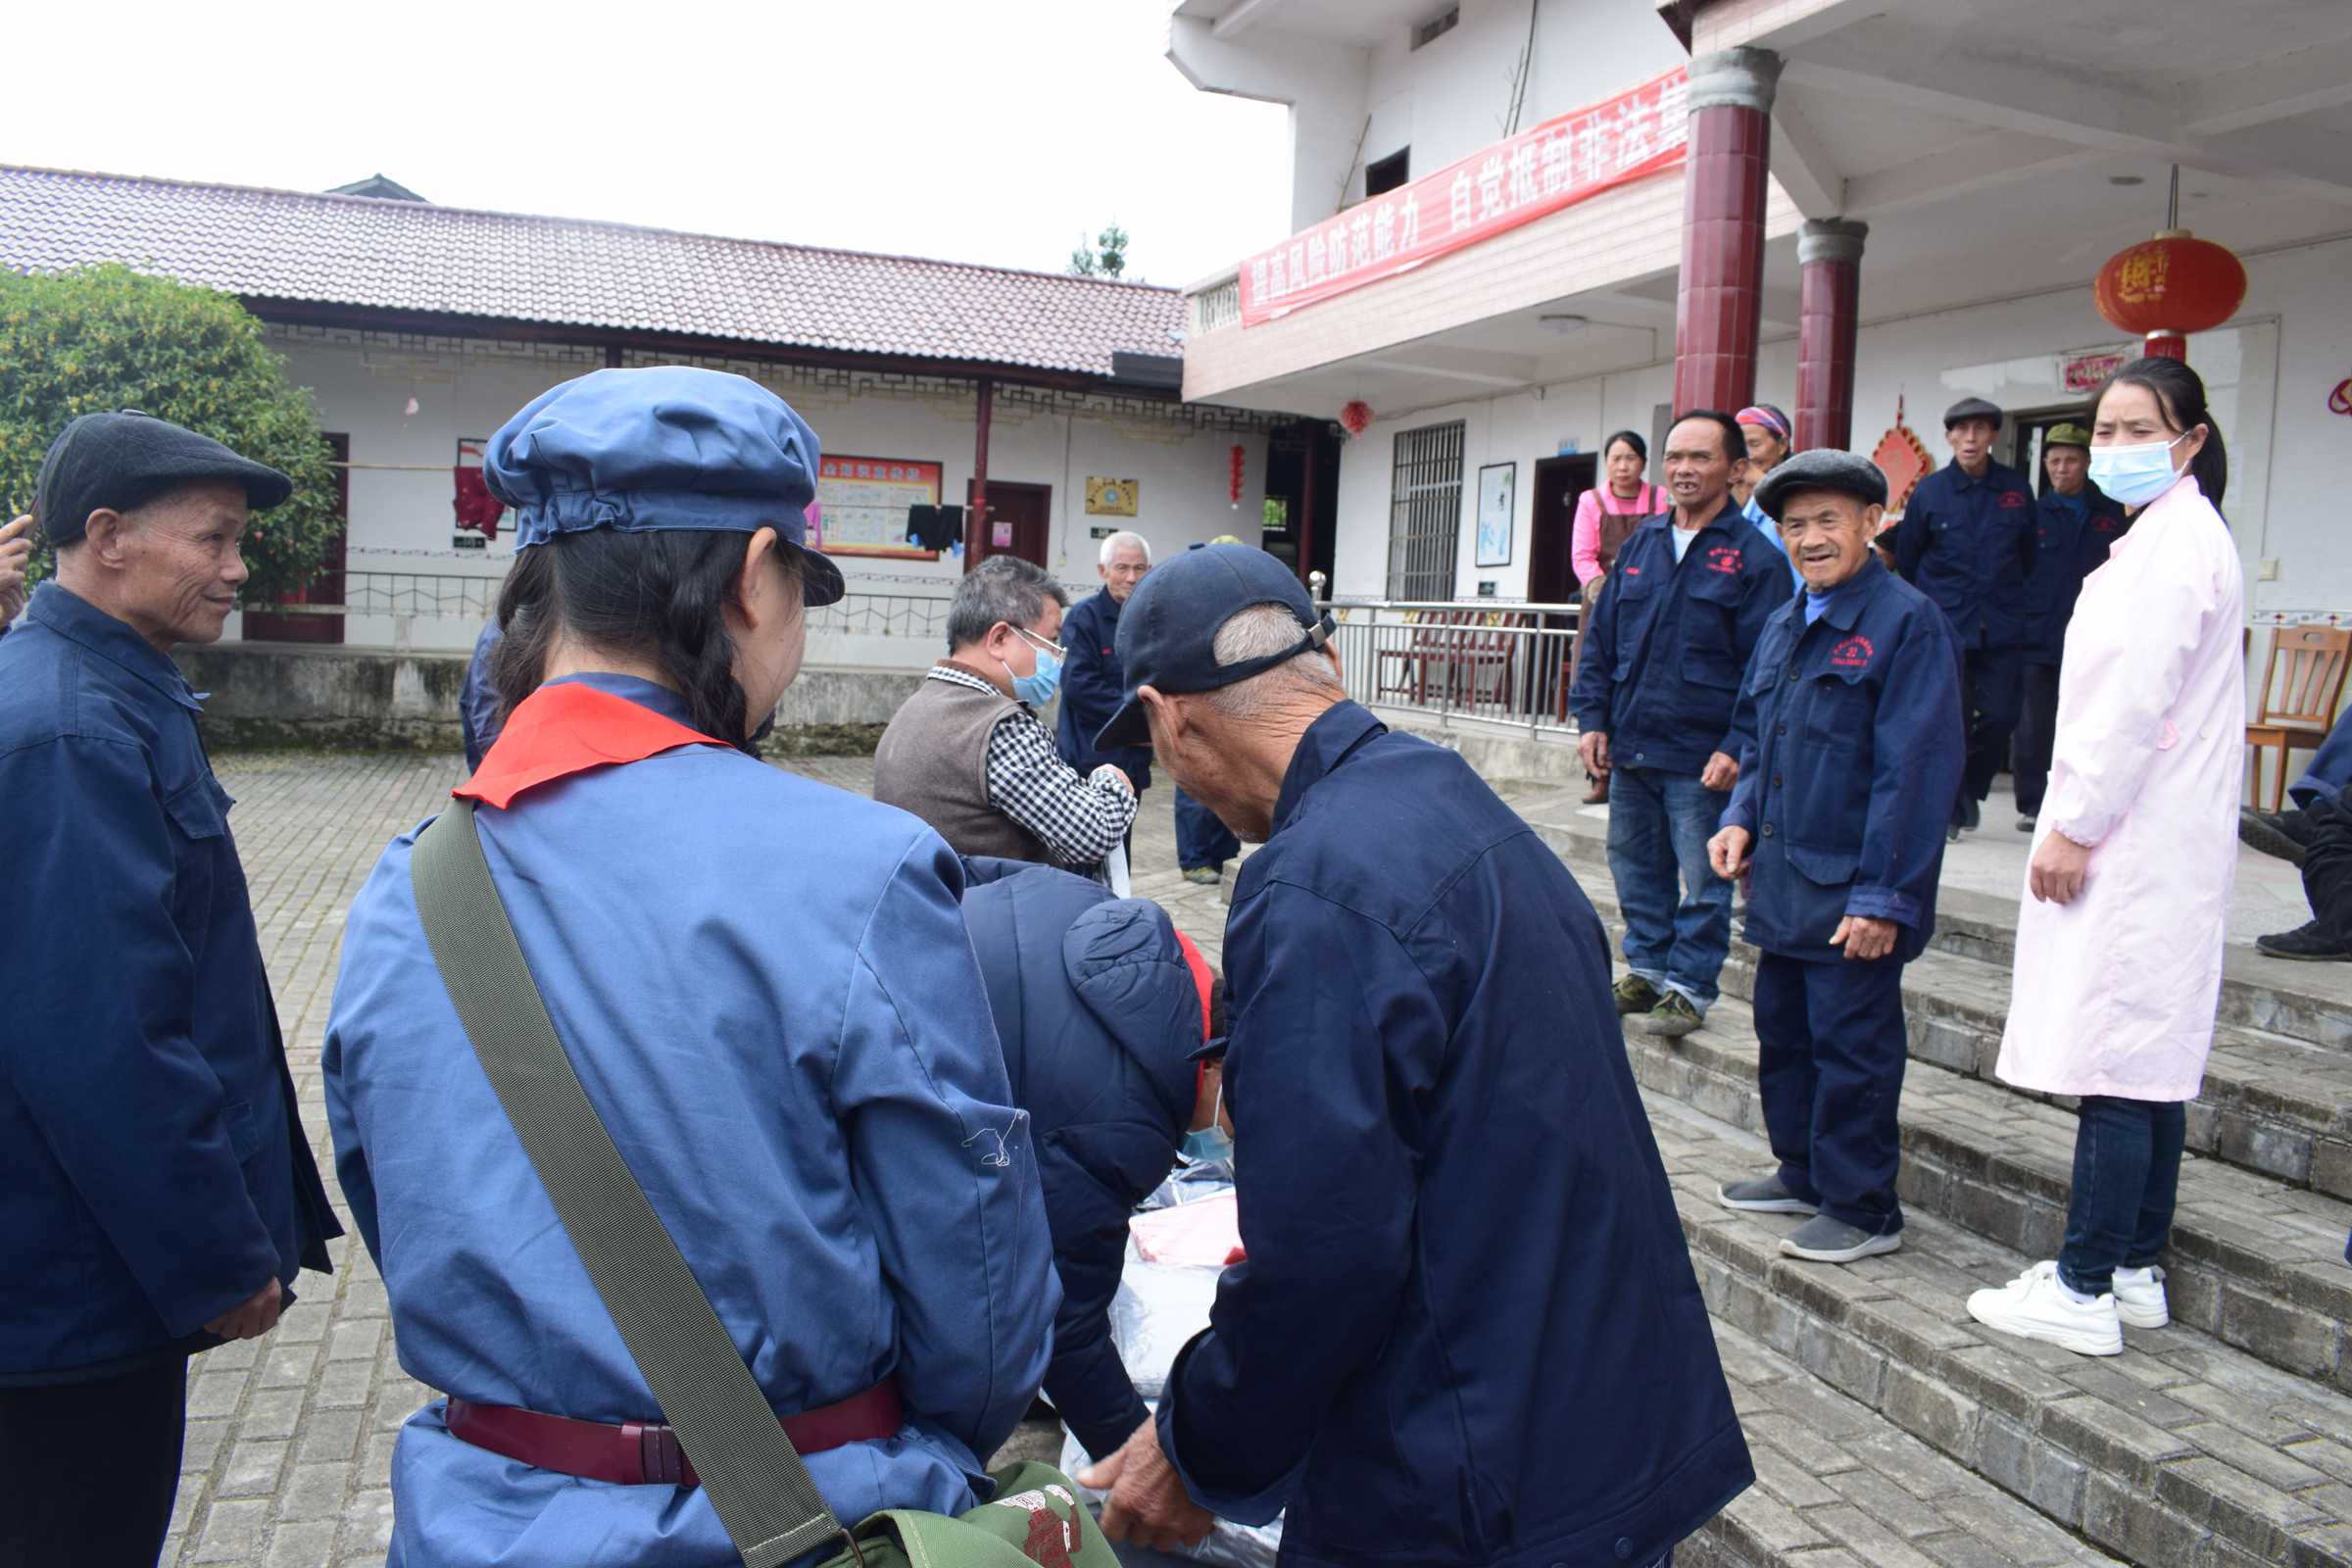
1096, 544, 1331, 752
486, 366, 842, 606
1752, 448, 1890, 522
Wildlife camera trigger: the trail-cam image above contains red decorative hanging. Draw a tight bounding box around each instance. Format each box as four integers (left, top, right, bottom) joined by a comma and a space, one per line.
2093, 228, 2246, 362
1339, 400, 1374, 438
453, 466, 505, 540
1870, 394, 1934, 514
1228, 444, 1246, 504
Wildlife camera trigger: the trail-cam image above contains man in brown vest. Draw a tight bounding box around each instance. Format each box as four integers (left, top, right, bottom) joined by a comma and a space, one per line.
875, 556, 1139, 870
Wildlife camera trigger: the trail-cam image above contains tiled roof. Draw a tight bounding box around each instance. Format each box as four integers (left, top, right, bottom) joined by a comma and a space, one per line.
0, 165, 1184, 380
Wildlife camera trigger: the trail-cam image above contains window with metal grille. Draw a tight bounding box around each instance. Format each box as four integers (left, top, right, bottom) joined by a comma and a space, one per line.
1388, 420, 1465, 601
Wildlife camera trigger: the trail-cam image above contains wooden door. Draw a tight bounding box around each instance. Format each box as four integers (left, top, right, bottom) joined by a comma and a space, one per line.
1529, 455, 1594, 605
966, 479, 1052, 570
243, 432, 348, 644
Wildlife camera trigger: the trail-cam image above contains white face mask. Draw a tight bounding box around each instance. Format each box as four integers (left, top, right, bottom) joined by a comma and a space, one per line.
2087, 432, 2188, 507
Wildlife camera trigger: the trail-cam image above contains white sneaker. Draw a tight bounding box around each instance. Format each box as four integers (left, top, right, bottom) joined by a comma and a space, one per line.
2112, 1264, 2170, 1330
1966, 1261, 2124, 1356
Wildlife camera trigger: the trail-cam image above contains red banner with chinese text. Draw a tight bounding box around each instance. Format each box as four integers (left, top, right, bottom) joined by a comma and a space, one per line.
1239, 66, 1690, 328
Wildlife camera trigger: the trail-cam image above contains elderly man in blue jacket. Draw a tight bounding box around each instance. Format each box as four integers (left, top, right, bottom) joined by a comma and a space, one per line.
1075, 545, 1751, 1567
960, 858, 1231, 1462
1056, 529, 1155, 800
1708, 451, 1965, 1264
2012, 424, 2130, 832
1570, 410, 1791, 1039
0, 413, 340, 1563
1895, 397, 2038, 840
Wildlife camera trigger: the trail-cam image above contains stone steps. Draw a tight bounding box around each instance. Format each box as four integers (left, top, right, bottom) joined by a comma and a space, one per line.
1646, 1091, 2352, 1567
1530, 824, 2352, 1204
1628, 989, 2352, 1396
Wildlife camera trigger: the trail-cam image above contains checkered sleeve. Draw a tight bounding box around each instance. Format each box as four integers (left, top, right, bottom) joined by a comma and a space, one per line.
984, 709, 1139, 869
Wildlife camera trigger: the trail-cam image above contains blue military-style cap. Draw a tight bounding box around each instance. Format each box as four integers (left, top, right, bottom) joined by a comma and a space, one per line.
1095, 544, 1332, 752
485, 366, 843, 606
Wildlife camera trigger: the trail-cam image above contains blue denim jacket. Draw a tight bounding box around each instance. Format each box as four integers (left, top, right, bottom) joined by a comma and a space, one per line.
1722, 561, 1966, 962
1571, 503, 1792, 776
0, 584, 338, 1382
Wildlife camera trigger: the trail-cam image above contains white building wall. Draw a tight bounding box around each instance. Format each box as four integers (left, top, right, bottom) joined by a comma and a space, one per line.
247, 329, 1270, 662
1330, 233, 2350, 623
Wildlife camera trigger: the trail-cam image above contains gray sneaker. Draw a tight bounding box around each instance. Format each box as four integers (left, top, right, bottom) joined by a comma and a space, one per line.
1780, 1214, 1902, 1263
1717, 1174, 1818, 1215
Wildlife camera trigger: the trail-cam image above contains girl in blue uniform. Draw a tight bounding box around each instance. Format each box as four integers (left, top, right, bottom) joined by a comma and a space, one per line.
323, 367, 1056, 1567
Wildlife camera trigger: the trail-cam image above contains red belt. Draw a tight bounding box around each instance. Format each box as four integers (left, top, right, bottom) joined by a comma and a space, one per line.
444, 1376, 903, 1488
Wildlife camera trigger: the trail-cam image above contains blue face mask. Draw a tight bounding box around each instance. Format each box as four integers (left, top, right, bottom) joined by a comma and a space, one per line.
1181, 1084, 1232, 1166
2087, 433, 2187, 507
1002, 631, 1064, 709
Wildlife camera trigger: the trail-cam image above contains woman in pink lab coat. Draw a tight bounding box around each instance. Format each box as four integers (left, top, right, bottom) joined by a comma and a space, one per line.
1966, 358, 2244, 1358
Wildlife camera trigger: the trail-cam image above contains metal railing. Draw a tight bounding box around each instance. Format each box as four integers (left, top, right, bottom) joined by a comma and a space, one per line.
1186, 271, 1243, 335
1323, 598, 1585, 735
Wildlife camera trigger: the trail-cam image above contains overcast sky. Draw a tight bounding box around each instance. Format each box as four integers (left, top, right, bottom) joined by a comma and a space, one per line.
6, 0, 1290, 287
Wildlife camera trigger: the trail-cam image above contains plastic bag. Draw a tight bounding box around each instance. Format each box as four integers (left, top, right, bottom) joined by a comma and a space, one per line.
1059, 1422, 1283, 1568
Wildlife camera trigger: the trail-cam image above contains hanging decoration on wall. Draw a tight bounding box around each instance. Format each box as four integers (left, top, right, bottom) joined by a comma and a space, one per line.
1869, 395, 1934, 515
1340, 401, 1374, 438
452, 436, 502, 544
1229, 444, 1246, 509
1085, 476, 1140, 516
2092, 168, 2246, 363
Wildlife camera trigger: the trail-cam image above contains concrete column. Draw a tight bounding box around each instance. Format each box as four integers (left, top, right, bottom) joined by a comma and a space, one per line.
1672, 47, 1782, 416
1795, 219, 1868, 453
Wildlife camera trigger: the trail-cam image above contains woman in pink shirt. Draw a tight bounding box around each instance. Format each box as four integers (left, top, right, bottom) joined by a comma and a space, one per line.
1569, 431, 1666, 802
1965, 359, 2244, 1358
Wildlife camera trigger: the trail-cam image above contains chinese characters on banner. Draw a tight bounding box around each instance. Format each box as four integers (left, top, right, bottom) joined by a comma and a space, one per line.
1239, 66, 1690, 327
809, 455, 944, 559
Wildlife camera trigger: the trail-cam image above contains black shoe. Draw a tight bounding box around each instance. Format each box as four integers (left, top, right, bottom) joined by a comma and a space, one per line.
2016, 815, 2037, 832
1962, 797, 1982, 832
2257, 921, 2352, 962
1947, 823, 1963, 844
2239, 807, 2318, 867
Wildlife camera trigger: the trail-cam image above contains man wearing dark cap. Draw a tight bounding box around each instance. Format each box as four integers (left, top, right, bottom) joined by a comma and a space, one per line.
2013, 424, 2130, 831
0, 412, 341, 1562
1074, 545, 1750, 1565
1707, 451, 1964, 1263
1894, 396, 2038, 840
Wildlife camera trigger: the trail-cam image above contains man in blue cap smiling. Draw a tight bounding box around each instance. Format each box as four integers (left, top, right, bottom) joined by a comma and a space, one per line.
1073, 545, 1750, 1565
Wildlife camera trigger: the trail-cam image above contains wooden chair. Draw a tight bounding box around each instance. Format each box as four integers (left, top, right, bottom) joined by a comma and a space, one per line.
1376, 610, 1462, 703
2247, 625, 2352, 810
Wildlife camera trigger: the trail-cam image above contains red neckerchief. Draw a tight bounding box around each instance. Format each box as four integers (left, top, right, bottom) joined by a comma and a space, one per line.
455, 680, 728, 809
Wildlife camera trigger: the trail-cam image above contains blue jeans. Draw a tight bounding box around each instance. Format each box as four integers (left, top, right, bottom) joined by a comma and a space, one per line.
2291, 707, 2352, 808
1605, 765, 1734, 1010
2057, 1096, 2186, 1297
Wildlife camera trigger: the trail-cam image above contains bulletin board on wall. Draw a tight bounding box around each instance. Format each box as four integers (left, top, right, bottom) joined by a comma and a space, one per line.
809, 455, 943, 560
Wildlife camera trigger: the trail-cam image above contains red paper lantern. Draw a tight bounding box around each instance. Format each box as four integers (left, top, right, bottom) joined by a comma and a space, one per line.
1339, 400, 1374, 437
2093, 228, 2247, 361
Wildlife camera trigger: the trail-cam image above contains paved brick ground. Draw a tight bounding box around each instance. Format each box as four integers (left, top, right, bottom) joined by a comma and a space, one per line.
171, 751, 1227, 1568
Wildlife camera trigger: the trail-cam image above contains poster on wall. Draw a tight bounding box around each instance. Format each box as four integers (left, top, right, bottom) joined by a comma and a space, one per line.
809, 455, 943, 560
1085, 476, 1140, 516
1475, 462, 1515, 568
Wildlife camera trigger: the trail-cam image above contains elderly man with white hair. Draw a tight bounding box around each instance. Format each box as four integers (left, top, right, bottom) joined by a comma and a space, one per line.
1072, 544, 1751, 1566
1055, 530, 1155, 817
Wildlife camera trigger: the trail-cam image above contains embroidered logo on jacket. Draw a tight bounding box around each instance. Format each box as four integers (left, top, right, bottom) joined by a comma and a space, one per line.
1704, 544, 1744, 575
1830, 635, 1876, 668
1998, 491, 2031, 509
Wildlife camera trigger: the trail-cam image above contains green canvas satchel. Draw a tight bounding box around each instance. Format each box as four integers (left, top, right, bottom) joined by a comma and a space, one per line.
413, 802, 1118, 1568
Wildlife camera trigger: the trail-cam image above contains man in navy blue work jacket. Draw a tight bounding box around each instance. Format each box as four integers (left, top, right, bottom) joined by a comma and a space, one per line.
1708, 451, 1964, 1265
0, 413, 340, 1562
1570, 410, 1790, 1039
1057, 529, 1155, 802
2012, 424, 2130, 831
959, 858, 1230, 1463
1894, 397, 2037, 839
1075, 545, 1751, 1568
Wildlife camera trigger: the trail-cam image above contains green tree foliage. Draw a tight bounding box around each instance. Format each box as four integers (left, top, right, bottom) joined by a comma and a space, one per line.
0, 265, 340, 600
1066, 221, 1132, 280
